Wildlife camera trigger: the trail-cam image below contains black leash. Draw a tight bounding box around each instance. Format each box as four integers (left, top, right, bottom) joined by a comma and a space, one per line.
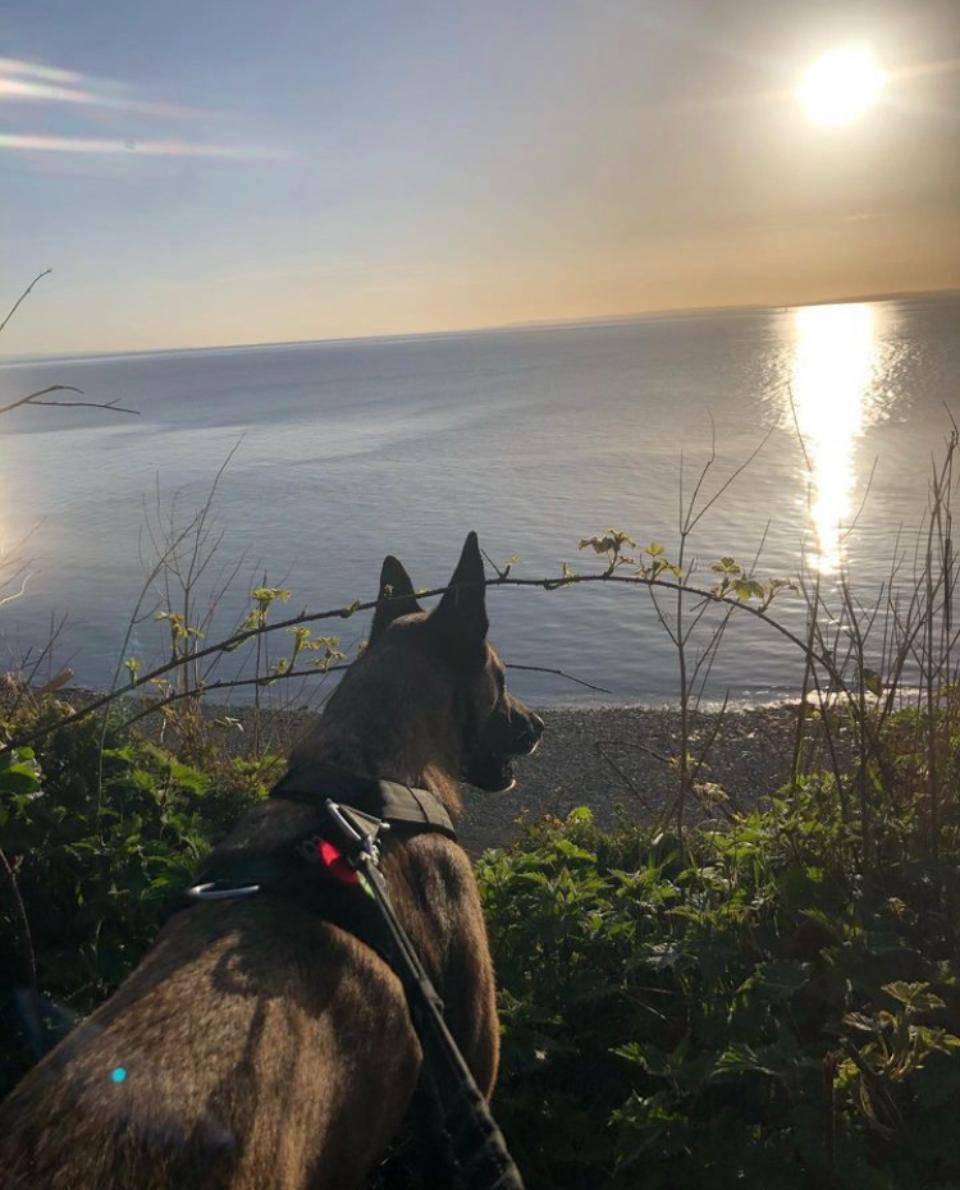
321, 800, 525, 1190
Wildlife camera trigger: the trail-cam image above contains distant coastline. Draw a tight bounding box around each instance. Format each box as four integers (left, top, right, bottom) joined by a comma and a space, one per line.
2, 287, 957, 369
498, 286, 960, 331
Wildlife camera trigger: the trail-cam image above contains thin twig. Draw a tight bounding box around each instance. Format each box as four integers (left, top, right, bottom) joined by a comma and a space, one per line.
114, 665, 352, 732
0, 387, 139, 418
685, 424, 775, 534
594, 741, 654, 811
594, 737, 673, 766
0, 846, 38, 1003
0, 269, 51, 338
504, 663, 611, 694
0, 571, 839, 757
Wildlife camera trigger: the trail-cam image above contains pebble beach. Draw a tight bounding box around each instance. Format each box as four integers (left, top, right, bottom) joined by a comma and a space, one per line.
456, 703, 807, 855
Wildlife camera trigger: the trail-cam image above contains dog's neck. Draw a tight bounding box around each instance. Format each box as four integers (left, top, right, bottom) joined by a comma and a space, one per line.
291, 733, 463, 816
289, 650, 464, 815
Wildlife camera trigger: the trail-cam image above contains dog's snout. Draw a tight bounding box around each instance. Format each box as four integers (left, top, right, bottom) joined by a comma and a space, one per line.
516, 711, 545, 753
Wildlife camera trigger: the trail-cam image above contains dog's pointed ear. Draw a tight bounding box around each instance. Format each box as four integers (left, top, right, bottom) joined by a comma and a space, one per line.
370, 555, 422, 645
428, 531, 488, 665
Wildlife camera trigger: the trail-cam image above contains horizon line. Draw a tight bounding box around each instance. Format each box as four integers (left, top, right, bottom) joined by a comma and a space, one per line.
2, 283, 958, 367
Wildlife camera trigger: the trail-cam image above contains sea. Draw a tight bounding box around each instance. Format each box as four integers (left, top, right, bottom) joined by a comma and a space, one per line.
0, 295, 958, 708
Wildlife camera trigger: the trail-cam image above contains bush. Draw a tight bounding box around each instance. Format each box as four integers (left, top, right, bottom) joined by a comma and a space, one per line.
479, 788, 960, 1189
0, 692, 280, 1096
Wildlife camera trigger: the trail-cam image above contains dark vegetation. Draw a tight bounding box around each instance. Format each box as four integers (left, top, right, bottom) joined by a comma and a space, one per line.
482, 775, 960, 1188
0, 689, 280, 1094
2, 273, 960, 1185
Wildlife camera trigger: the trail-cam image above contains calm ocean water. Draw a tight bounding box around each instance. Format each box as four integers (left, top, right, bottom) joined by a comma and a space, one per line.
1, 296, 958, 707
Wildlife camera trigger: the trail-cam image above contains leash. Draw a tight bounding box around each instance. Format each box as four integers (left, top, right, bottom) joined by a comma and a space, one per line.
319, 800, 525, 1190
185, 773, 525, 1190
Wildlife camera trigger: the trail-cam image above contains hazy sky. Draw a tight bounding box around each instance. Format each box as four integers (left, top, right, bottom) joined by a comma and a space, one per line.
2, 1, 958, 356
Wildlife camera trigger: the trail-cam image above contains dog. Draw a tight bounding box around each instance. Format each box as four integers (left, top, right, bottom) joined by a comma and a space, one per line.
0, 531, 543, 1189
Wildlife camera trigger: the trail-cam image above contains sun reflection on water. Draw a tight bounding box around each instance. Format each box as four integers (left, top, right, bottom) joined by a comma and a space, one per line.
790, 303, 879, 572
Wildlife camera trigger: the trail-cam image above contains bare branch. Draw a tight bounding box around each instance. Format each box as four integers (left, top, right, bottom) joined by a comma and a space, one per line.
114, 665, 352, 732
0, 845, 39, 1017
0, 269, 51, 338
0, 386, 139, 418
685, 425, 774, 534
594, 741, 655, 811
504, 663, 612, 694
1, 569, 837, 757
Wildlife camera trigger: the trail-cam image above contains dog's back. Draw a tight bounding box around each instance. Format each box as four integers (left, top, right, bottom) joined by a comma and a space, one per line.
0, 894, 418, 1187
0, 832, 492, 1188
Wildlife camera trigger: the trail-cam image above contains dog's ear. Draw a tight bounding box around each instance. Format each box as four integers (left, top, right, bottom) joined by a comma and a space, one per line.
428, 531, 488, 665
370, 555, 423, 645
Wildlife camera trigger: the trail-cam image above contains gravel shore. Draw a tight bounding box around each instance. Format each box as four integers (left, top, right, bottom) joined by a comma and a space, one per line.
456, 704, 805, 855
66, 689, 813, 857
251, 701, 812, 856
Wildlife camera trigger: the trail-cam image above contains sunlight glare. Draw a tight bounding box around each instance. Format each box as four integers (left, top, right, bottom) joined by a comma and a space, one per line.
798, 48, 886, 125
790, 304, 878, 572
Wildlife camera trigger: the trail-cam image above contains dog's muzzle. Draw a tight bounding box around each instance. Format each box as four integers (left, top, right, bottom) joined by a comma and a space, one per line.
463, 710, 544, 793
515, 711, 545, 756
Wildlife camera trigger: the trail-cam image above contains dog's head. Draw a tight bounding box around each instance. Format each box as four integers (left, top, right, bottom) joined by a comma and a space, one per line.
363, 532, 544, 794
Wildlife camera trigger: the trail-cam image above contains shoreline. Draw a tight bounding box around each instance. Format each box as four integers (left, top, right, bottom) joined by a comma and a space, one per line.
185, 699, 812, 856
56, 690, 813, 856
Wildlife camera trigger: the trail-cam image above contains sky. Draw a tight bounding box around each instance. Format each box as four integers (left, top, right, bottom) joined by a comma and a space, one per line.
1, 0, 958, 357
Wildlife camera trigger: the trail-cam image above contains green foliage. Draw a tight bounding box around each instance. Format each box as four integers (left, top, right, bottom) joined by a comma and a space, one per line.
155, 609, 205, 644
0, 693, 277, 1096
576, 526, 795, 603
285, 626, 344, 670
478, 786, 960, 1189
579, 529, 637, 572
242, 584, 292, 631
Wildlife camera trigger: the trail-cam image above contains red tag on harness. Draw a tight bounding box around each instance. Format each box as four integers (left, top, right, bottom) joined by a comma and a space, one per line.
317, 839, 360, 886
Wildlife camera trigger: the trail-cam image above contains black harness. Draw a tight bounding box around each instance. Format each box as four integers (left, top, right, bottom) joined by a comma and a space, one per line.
184, 765, 524, 1190
272, 762, 460, 837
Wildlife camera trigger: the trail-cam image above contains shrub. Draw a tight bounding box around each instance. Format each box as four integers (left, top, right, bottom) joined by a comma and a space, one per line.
0, 692, 279, 1096
479, 789, 960, 1189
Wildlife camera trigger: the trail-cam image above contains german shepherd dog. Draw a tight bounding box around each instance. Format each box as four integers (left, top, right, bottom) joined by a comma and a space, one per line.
0, 532, 543, 1189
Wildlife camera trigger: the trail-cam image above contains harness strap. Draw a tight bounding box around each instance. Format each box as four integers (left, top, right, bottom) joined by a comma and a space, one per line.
269, 763, 457, 839
182, 773, 523, 1188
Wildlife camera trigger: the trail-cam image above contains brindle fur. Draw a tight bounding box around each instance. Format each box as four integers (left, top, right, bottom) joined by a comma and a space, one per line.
0, 532, 543, 1189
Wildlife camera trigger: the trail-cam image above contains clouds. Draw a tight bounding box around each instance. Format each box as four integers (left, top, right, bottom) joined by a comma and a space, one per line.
0, 58, 199, 119
0, 133, 284, 160
0, 57, 83, 85
0, 56, 280, 161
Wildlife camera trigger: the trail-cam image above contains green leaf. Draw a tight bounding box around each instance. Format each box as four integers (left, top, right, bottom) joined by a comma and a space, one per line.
883, 981, 945, 1013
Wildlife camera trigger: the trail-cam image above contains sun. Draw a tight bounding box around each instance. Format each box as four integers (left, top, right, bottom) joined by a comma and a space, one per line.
798, 47, 886, 125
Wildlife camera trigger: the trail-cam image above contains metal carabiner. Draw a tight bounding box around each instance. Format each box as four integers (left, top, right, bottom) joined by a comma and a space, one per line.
324, 799, 388, 867
184, 881, 261, 901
